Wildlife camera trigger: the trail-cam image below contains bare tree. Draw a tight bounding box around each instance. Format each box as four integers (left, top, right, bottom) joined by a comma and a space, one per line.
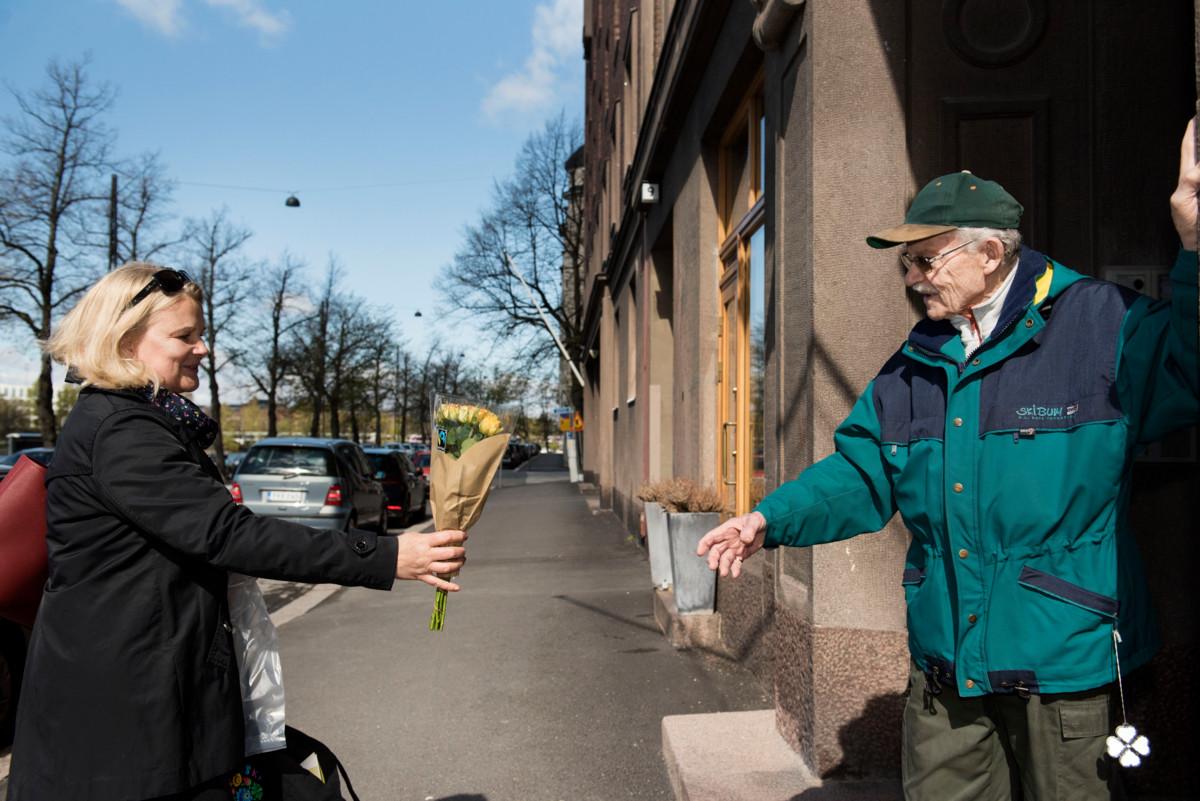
114, 151, 179, 264
394, 348, 413, 441
288, 261, 337, 436
439, 114, 585, 409
360, 316, 398, 445
0, 58, 115, 444
183, 208, 252, 474
235, 253, 305, 437
326, 295, 378, 439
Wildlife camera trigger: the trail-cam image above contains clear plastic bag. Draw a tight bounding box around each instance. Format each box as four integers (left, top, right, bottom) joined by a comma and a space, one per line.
228, 573, 287, 755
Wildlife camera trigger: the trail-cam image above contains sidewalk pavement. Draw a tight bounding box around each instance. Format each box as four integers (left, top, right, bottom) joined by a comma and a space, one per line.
273, 456, 772, 800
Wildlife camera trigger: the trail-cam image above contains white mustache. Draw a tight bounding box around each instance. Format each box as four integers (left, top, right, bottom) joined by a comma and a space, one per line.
911, 282, 938, 296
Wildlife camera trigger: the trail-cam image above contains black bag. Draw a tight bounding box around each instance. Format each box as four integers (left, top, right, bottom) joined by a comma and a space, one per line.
230, 726, 361, 801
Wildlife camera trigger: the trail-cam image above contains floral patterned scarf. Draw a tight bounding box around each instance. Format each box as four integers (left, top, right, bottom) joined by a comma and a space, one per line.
144, 386, 219, 449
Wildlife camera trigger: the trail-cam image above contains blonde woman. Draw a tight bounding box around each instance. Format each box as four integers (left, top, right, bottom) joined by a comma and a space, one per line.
7, 263, 466, 801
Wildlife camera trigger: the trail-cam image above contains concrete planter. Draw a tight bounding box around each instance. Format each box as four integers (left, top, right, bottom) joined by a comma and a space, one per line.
644, 502, 673, 590
667, 511, 719, 614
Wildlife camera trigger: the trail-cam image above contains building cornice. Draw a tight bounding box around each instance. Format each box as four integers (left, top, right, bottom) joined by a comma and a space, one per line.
580, 0, 734, 342
605, 0, 734, 303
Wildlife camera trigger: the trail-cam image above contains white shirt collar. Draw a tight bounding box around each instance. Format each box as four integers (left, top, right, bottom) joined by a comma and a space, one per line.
949, 264, 1018, 357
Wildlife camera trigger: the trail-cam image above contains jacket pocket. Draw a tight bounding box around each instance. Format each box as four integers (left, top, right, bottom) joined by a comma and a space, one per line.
1017, 564, 1119, 618
902, 567, 926, 585
204, 616, 234, 674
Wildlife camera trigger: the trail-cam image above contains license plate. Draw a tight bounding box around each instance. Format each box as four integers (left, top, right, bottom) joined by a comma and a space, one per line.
263, 490, 304, 503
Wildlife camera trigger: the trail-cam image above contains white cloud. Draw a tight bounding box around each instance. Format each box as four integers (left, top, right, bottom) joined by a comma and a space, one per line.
114, 0, 186, 37
203, 0, 291, 37
482, 0, 582, 120
113, 0, 290, 39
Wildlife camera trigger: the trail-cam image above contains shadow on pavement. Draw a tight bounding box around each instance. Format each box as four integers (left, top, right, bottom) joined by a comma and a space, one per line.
553, 593, 662, 635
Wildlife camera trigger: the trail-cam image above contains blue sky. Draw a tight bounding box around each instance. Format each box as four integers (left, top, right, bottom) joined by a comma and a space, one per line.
0, 0, 584, 398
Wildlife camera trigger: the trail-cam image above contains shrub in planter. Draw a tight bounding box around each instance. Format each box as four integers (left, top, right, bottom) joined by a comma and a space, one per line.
657, 479, 728, 614
636, 481, 674, 589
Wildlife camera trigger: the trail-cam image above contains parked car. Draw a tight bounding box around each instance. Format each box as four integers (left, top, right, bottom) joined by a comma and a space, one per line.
0, 448, 54, 482
230, 437, 387, 533
411, 449, 431, 478
363, 447, 428, 527
223, 450, 247, 476
503, 441, 530, 468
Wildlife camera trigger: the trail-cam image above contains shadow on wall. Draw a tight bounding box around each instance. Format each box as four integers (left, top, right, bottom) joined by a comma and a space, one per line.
754, 694, 909, 801
820, 692, 906, 782
782, 692, 906, 800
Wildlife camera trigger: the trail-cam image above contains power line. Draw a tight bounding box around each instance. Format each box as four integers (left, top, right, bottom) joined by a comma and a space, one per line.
175, 175, 492, 194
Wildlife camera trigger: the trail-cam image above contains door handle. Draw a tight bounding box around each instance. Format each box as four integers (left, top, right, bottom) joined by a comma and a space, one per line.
722, 421, 737, 486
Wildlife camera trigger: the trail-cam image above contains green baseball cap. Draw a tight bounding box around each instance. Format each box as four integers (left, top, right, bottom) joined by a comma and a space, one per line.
866, 171, 1023, 249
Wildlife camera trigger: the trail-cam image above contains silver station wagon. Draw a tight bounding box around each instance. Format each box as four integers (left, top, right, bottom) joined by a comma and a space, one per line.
230, 437, 388, 533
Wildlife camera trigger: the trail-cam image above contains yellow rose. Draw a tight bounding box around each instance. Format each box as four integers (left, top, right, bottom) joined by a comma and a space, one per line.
479, 412, 502, 437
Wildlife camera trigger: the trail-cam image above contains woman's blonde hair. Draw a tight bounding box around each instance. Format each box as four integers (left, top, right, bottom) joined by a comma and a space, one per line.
44, 262, 203, 391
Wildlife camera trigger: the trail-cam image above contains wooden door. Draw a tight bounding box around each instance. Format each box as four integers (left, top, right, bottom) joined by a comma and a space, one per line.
719, 262, 741, 516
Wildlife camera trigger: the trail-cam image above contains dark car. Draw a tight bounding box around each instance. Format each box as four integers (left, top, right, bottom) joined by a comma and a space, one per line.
363, 447, 428, 527
411, 449, 431, 478
0, 448, 54, 482
502, 441, 529, 468
230, 437, 387, 533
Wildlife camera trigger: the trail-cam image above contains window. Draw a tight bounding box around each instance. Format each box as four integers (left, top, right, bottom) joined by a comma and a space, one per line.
365, 453, 403, 479
241, 446, 337, 477
627, 277, 638, 404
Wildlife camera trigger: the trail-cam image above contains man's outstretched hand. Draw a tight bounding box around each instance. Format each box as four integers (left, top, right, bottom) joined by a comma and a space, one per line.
696, 511, 768, 578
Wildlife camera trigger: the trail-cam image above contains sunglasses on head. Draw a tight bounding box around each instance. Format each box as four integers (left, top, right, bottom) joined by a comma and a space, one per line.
126, 269, 193, 311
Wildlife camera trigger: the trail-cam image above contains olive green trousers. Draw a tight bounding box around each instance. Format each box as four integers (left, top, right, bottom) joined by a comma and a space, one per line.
902, 664, 1124, 801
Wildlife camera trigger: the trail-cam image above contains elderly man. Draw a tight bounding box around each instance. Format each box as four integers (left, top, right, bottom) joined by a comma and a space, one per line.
699, 124, 1200, 801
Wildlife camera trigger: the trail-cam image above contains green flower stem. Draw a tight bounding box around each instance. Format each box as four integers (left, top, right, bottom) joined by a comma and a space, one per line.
429, 587, 448, 631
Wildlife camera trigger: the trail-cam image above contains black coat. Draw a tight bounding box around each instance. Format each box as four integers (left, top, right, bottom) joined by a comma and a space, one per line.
7, 387, 398, 801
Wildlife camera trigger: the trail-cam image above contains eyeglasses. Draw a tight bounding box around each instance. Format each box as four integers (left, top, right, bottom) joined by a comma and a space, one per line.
126, 269, 193, 310
899, 238, 980, 272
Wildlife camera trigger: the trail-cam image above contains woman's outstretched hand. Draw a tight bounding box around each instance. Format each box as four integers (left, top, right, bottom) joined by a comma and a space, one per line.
395, 528, 467, 591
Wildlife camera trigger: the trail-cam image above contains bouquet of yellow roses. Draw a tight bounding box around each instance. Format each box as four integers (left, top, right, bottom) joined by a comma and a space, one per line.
427, 394, 510, 630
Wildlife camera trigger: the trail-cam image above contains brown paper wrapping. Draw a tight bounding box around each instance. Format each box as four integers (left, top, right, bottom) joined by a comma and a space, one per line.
430, 433, 510, 532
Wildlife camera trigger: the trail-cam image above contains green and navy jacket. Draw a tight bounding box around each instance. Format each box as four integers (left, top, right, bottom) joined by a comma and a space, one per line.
756, 246, 1199, 697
